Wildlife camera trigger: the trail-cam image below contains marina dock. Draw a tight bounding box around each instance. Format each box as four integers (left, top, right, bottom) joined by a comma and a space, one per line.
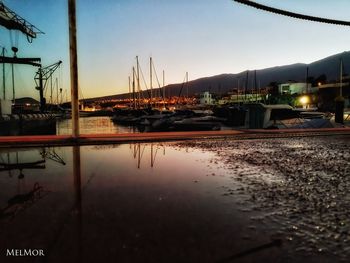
0, 128, 349, 148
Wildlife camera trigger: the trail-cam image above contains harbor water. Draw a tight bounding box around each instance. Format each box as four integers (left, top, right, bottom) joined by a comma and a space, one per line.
57, 116, 138, 135
0, 136, 349, 262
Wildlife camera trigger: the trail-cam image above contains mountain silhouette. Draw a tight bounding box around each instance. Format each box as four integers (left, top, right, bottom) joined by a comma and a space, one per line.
85, 51, 350, 101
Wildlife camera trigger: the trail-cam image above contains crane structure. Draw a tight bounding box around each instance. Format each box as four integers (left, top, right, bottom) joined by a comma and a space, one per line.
0, 56, 41, 67
0, 1, 44, 102
0, 1, 43, 42
34, 61, 62, 112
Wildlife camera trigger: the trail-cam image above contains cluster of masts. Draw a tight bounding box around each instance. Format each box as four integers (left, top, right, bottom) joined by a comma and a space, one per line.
128, 56, 191, 109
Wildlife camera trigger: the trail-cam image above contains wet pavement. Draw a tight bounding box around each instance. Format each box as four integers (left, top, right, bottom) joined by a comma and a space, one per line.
0, 136, 349, 262
177, 135, 350, 262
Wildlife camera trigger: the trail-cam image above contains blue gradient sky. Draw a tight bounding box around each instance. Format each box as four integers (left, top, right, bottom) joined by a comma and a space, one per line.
0, 0, 350, 100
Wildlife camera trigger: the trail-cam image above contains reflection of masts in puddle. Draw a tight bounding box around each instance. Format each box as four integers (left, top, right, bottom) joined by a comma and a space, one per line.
0, 148, 65, 202
73, 146, 82, 213
73, 146, 82, 262
0, 148, 66, 177
0, 148, 67, 221
46, 146, 82, 260
40, 147, 66, 165
0, 159, 45, 172
7, 152, 11, 177
0, 182, 47, 222
131, 143, 145, 169
0, 151, 46, 213
43, 146, 82, 260
130, 143, 166, 168
151, 143, 165, 168
0, 152, 45, 177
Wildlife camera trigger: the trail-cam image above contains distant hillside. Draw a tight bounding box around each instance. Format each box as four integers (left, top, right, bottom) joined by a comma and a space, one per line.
14, 97, 40, 105
84, 51, 350, 102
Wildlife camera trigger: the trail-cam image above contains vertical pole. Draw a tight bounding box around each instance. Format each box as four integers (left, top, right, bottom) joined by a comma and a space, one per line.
73, 146, 82, 211
50, 76, 53, 104
254, 70, 257, 102
68, 0, 80, 137
133, 144, 137, 158
2, 48, 5, 100
151, 143, 154, 167
163, 70, 165, 108
186, 72, 188, 99
168, 74, 171, 99
150, 57, 153, 108
11, 63, 15, 105
306, 67, 309, 94
7, 153, 11, 177
38, 69, 45, 112
245, 71, 249, 102
136, 56, 140, 109
335, 58, 345, 124
137, 143, 141, 169
72, 145, 82, 261
132, 67, 136, 109
340, 59, 343, 97
237, 78, 240, 102
128, 76, 131, 108
56, 78, 59, 105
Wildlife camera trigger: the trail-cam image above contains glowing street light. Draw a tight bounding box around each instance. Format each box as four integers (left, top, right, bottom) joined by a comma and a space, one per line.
299, 95, 309, 106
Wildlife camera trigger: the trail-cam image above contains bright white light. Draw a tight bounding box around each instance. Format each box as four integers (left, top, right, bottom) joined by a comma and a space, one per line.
299, 96, 309, 105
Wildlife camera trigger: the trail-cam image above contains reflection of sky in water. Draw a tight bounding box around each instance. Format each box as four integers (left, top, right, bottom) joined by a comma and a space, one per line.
1, 138, 347, 262
56, 116, 138, 135
0, 143, 252, 263
0, 144, 229, 206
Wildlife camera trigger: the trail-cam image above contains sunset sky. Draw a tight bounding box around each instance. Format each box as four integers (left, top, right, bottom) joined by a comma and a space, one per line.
0, 0, 350, 100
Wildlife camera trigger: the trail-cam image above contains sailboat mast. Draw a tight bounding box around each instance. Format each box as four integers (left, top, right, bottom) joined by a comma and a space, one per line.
254, 70, 257, 102
50, 76, 53, 104
132, 67, 136, 109
245, 70, 249, 102
306, 67, 309, 94
11, 63, 15, 105
136, 56, 140, 108
2, 47, 5, 99
56, 78, 59, 105
340, 59, 343, 97
128, 76, 131, 108
68, 0, 80, 137
150, 57, 153, 107
186, 71, 188, 99
237, 78, 240, 102
163, 70, 165, 107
